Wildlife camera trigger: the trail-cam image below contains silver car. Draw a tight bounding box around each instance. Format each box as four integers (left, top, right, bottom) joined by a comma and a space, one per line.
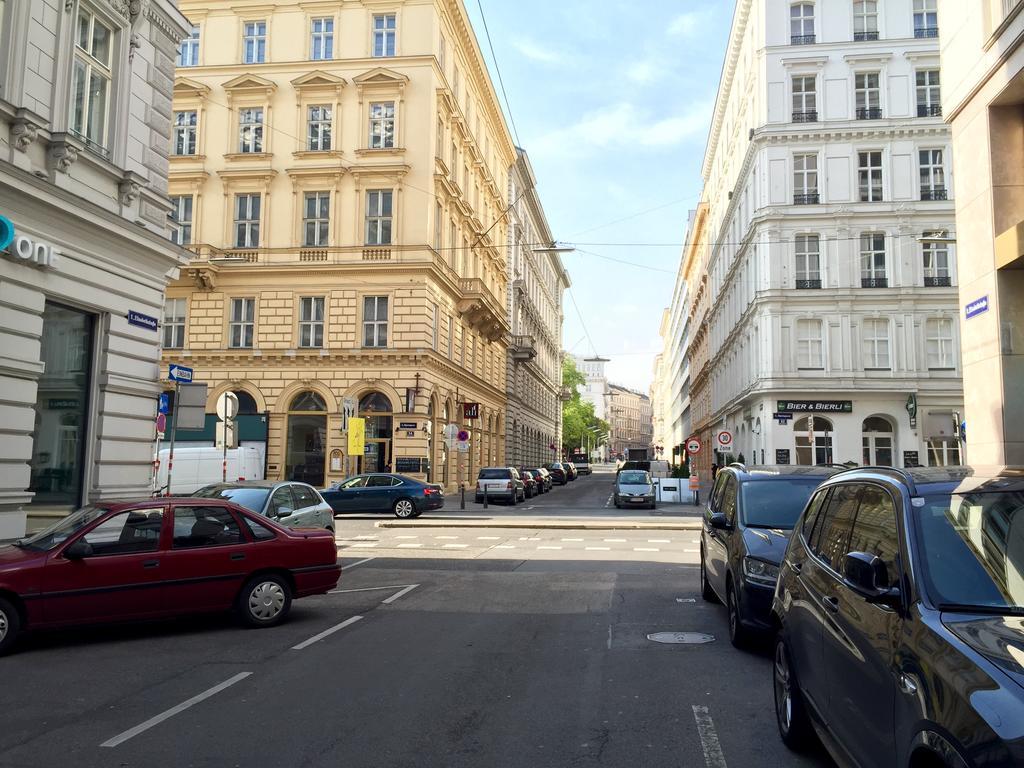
614, 470, 656, 510
192, 481, 335, 532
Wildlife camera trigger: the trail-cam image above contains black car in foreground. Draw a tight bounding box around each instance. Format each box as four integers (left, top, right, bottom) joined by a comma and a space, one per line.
772, 466, 1024, 768
700, 465, 840, 647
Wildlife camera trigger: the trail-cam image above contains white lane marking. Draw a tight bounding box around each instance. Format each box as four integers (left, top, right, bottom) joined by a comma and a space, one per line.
397, 543, 422, 549
561, 538, 584, 542
353, 535, 378, 540
585, 546, 611, 551
348, 543, 379, 548
692, 705, 728, 768
330, 585, 416, 595
100, 672, 252, 747
343, 557, 375, 570
395, 535, 419, 540
434, 535, 459, 540
292, 615, 364, 650
442, 543, 468, 549
648, 539, 671, 543
381, 584, 420, 604
634, 548, 659, 552
691, 539, 700, 544
684, 548, 698, 553
677, 598, 697, 603
477, 536, 501, 540
604, 538, 627, 543
537, 546, 562, 550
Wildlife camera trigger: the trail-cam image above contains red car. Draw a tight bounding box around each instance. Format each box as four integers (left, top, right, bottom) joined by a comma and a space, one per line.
0, 498, 341, 656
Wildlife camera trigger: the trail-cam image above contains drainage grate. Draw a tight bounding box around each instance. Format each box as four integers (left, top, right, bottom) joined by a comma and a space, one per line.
647, 631, 715, 645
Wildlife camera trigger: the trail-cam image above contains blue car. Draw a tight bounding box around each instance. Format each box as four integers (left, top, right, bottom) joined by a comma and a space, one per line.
321, 474, 444, 519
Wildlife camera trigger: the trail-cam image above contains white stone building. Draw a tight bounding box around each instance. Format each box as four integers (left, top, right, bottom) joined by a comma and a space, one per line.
506, 149, 569, 468
0, 0, 190, 537
573, 353, 610, 422
700, 0, 963, 469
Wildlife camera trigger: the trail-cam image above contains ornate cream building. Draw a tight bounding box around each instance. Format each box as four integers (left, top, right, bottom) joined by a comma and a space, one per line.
608, 384, 654, 459
163, 0, 520, 491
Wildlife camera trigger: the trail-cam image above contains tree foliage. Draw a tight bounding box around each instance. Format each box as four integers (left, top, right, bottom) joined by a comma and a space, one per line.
560, 357, 609, 454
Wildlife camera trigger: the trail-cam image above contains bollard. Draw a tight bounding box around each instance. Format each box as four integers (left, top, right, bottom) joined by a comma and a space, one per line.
693, 490, 700, 507
483, 484, 489, 508
460, 483, 465, 510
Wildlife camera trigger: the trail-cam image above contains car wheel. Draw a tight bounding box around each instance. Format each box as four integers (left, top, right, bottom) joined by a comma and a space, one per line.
509, 491, 517, 506
774, 633, 813, 750
393, 498, 416, 519
0, 596, 21, 656
238, 574, 292, 628
325, 525, 335, 533
727, 580, 752, 649
700, 550, 718, 603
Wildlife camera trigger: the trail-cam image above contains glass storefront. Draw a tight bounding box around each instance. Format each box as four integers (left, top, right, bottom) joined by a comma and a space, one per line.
28, 303, 94, 509
286, 392, 327, 487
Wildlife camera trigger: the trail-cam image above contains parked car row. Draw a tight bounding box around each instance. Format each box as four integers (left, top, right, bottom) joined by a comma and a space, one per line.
698, 462, 1024, 768
472, 461, 587, 504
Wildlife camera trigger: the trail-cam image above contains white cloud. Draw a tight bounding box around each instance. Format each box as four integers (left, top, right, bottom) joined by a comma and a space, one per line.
668, 10, 710, 39
626, 60, 659, 84
512, 37, 563, 64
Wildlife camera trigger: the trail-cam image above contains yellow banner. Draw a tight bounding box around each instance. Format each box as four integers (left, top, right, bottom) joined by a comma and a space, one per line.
348, 417, 366, 455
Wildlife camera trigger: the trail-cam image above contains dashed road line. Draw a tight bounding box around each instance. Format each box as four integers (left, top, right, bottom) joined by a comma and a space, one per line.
292, 615, 364, 651
395, 535, 419, 540
604, 538, 627, 543
434, 535, 459, 540
477, 536, 501, 540
586, 546, 611, 551
330, 585, 416, 595
381, 584, 420, 604
648, 539, 671, 543
692, 705, 728, 768
561, 538, 584, 542
634, 547, 659, 552
684, 548, 698, 553
442, 543, 468, 549
343, 557, 375, 570
537, 546, 562, 550
347, 543, 379, 548
397, 543, 422, 549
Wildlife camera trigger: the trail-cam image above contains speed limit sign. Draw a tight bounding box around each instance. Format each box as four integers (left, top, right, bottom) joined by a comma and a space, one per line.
716, 430, 734, 450
685, 437, 702, 456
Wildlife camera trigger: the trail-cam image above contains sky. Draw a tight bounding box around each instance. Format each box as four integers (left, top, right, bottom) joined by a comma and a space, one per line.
464, 0, 734, 392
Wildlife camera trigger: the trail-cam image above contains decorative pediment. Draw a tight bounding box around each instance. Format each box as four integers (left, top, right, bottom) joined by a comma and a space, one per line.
353, 67, 410, 86
222, 74, 277, 100
291, 71, 347, 94
174, 77, 210, 99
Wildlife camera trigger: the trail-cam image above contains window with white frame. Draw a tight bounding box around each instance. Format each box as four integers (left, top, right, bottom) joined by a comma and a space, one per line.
234, 194, 260, 248
238, 108, 263, 153
922, 233, 951, 286
70, 9, 113, 152
859, 151, 883, 202
365, 190, 393, 246
796, 319, 824, 369
169, 195, 193, 245
860, 233, 887, 286
299, 296, 324, 348
863, 318, 891, 369
243, 21, 267, 64
432, 303, 439, 351
795, 234, 821, 287
162, 298, 186, 349
310, 17, 333, 60
793, 153, 819, 204
369, 102, 396, 149
853, 1, 879, 40
792, 76, 817, 121
926, 317, 955, 369
916, 70, 941, 117
913, 0, 938, 37
229, 298, 255, 349
447, 314, 454, 359
178, 25, 200, 67
172, 110, 197, 155
927, 435, 961, 466
434, 202, 443, 252
791, 3, 815, 43
373, 14, 397, 57
306, 105, 331, 151
919, 149, 946, 200
855, 72, 882, 119
363, 296, 389, 347
303, 192, 329, 247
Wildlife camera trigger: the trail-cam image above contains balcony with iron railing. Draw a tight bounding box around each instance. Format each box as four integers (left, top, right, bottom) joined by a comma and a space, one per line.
856, 107, 883, 120
510, 334, 537, 363
917, 103, 942, 118
794, 192, 820, 205
914, 26, 939, 38
924, 276, 952, 287
921, 187, 948, 201
792, 110, 818, 123
791, 34, 816, 45
795, 279, 822, 289
861, 277, 889, 288
853, 31, 879, 41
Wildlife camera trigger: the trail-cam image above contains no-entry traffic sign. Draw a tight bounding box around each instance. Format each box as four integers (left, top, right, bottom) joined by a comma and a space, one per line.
685, 437, 702, 455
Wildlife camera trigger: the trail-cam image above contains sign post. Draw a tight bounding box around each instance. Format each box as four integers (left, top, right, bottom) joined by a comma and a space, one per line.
164, 364, 193, 496
217, 391, 239, 482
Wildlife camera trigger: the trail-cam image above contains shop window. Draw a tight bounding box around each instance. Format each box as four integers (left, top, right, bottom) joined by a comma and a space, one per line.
287, 391, 327, 486
862, 416, 894, 466
794, 415, 833, 466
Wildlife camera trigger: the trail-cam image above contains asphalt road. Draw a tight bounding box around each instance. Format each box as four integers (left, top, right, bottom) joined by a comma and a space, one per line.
1, 473, 834, 768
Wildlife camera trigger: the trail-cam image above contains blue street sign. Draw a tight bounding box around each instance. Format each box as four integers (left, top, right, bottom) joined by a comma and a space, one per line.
127, 310, 159, 331
158, 393, 170, 414
960, 421, 967, 443
168, 364, 194, 383
965, 296, 989, 320
772, 412, 793, 420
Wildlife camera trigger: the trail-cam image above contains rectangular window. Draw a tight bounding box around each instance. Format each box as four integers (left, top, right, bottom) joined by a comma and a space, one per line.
307, 105, 332, 151
369, 102, 396, 149
229, 298, 255, 349
859, 150, 883, 202
792, 76, 817, 121
178, 24, 200, 67
919, 149, 946, 200
439, 34, 446, 72
363, 296, 388, 347
916, 70, 941, 117
795, 234, 821, 288
243, 20, 266, 64
855, 73, 882, 119
913, 0, 938, 37
169, 195, 193, 245
303, 191, 330, 247
926, 318, 955, 369
373, 13, 397, 57
791, 3, 815, 44
310, 17, 333, 60
238, 108, 264, 153
853, 1, 879, 40
432, 303, 439, 351
863, 318, 890, 369
436, 116, 445, 157
922, 233, 951, 286
927, 436, 961, 467
434, 202, 443, 252
365, 190, 393, 246
796, 319, 824, 369
162, 298, 186, 349
234, 194, 260, 248
172, 110, 197, 156
450, 139, 459, 184
793, 153, 819, 204
447, 315, 454, 359
70, 9, 113, 152
299, 296, 324, 348
860, 233, 887, 287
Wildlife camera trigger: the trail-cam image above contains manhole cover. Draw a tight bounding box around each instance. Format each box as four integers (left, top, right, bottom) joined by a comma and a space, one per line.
647, 631, 715, 645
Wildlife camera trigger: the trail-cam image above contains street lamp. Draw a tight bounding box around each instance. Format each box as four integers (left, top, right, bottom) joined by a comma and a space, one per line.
916, 231, 957, 245
533, 243, 576, 254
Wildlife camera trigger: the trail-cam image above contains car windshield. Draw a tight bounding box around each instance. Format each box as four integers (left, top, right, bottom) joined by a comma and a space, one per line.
550, 464, 563, 470
479, 469, 509, 479
619, 471, 650, 485
192, 486, 269, 513
740, 479, 822, 529
14, 506, 110, 552
915, 490, 1024, 613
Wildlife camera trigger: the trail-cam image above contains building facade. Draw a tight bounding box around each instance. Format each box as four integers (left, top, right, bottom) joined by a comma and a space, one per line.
939, 0, 1024, 467
163, 0, 519, 492
683, 203, 714, 477
608, 385, 653, 459
505, 149, 569, 468
698, 0, 963, 470
0, 0, 189, 537
573, 353, 610, 422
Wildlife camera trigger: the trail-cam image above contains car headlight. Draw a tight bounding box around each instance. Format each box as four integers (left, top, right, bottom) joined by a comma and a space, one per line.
743, 557, 780, 585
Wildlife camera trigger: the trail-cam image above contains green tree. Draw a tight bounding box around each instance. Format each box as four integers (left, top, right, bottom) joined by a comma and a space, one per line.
560, 357, 609, 455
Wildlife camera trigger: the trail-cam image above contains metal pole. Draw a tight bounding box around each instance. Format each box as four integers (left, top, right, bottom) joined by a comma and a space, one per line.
222, 408, 229, 483
166, 381, 180, 496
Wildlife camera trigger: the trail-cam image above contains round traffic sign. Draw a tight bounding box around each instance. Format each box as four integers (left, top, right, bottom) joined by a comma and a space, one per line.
156, 413, 167, 433
216, 391, 239, 421
457, 430, 470, 442
685, 437, 702, 455
716, 430, 734, 449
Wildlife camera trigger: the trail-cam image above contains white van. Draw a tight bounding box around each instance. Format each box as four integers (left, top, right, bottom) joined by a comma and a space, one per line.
155, 446, 263, 495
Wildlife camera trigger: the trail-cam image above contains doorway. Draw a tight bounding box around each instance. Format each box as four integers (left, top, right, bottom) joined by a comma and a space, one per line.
862, 416, 895, 466
357, 391, 393, 474
286, 391, 327, 486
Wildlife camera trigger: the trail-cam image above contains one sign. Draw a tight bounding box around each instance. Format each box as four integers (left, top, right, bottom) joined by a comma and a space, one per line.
156, 413, 167, 433
772, 412, 793, 421
216, 391, 239, 421
777, 400, 853, 413
127, 310, 159, 332
47, 398, 80, 410
906, 393, 918, 428
395, 457, 424, 474
399, 422, 418, 430
168, 364, 194, 383
158, 393, 170, 414
457, 430, 470, 443
965, 296, 989, 320
776, 449, 791, 465
903, 451, 921, 468
689, 474, 700, 491
456, 442, 471, 453
343, 396, 357, 416
716, 430, 733, 450
463, 402, 480, 420
1, 215, 61, 270
686, 437, 702, 456
175, 383, 208, 430
348, 417, 366, 455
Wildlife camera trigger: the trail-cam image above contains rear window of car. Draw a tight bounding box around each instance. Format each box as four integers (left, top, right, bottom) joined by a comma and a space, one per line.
619, 471, 651, 485
549, 463, 563, 470
740, 479, 825, 529
479, 469, 510, 479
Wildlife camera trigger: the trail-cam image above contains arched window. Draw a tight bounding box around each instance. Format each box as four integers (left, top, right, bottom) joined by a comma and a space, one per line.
359, 392, 392, 413
794, 415, 833, 465
290, 391, 326, 412
233, 390, 259, 415
862, 416, 894, 466
286, 391, 327, 486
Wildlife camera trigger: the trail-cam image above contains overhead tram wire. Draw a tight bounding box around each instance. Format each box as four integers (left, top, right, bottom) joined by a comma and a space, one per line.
474, 0, 522, 148
567, 286, 600, 360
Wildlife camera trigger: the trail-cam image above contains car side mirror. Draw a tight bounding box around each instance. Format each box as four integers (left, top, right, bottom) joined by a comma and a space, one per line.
844, 552, 901, 606
275, 507, 294, 518
64, 539, 93, 560
709, 512, 732, 531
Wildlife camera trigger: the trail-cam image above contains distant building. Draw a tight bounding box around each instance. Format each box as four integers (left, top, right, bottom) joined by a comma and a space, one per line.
608, 385, 654, 459
573, 354, 610, 421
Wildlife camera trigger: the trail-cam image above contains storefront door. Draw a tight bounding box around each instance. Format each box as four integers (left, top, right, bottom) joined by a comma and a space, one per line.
360, 440, 391, 474
861, 417, 895, 467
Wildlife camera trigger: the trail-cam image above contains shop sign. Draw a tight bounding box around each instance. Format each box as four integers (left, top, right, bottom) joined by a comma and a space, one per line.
47, 398, 80, 410
965, 296, 989, 320
348, 417, 366, 455
903, 451, 921, 468
463, 402, 480, 420
777, 400, 853, 413
127, 310, 159, 332
776, 449, 791, 465
395, 457, 424, 473
906, 394, 918, 429
1, 215, 61, 269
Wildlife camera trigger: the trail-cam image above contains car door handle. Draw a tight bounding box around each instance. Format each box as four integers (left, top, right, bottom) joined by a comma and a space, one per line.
790, 561, 803, 576
143, 559, 160, 569
898, 673, 918, 696
822, 596, 839, 613
231, 553, 246, 561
